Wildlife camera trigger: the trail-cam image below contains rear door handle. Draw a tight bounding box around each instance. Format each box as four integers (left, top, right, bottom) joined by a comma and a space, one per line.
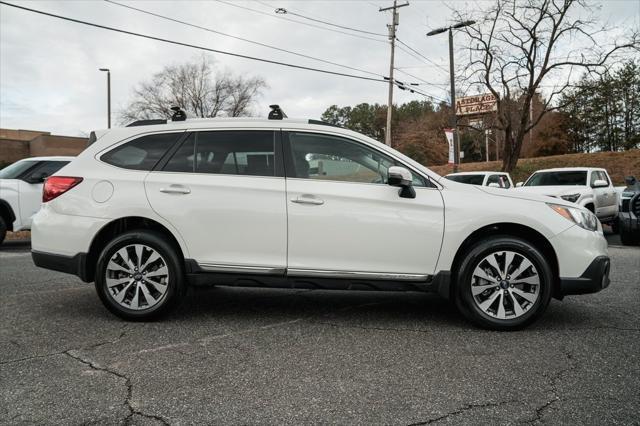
291, 196, 324, 205
160, 185, 191, 194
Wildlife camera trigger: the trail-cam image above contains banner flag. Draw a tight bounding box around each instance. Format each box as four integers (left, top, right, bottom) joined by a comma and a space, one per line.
444, 128, 455, 164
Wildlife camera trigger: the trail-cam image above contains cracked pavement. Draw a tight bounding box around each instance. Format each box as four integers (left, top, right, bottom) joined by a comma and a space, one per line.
1, 240, 639, 425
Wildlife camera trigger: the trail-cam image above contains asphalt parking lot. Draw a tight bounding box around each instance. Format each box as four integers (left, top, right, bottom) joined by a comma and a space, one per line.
1, 234, 639, 425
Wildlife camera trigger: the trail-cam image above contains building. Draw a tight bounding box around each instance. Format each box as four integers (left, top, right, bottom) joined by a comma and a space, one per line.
0, 128, 88, 165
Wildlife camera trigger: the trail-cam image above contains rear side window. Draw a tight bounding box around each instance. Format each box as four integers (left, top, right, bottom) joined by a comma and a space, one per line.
25, 161, 70, 181
101, 133, 182, 170
162, 131, 276, 177
446, 174, 484, 185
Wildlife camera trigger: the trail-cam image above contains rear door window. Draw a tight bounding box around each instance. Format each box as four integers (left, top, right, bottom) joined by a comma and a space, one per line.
161, 131, 277, 177
101, 133, 183, 170
24, 161, 70, 181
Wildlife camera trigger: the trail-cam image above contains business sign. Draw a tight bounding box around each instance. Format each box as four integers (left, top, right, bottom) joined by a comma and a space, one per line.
456, 93, 497, 116
444, 128, 455, 164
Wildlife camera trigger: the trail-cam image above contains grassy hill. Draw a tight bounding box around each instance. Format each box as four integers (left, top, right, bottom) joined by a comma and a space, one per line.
430, 149, 639, 185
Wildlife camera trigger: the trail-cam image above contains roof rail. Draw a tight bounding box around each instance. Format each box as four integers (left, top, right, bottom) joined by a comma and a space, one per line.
308, 119, 343, 128
126, 119, 167, 127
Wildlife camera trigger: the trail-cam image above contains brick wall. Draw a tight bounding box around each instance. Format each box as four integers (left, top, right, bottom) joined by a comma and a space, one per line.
0, 129, 88, 164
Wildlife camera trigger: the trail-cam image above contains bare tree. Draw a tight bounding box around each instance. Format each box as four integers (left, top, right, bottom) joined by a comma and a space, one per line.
457, 0, 639, 171
120, 56, 266, 123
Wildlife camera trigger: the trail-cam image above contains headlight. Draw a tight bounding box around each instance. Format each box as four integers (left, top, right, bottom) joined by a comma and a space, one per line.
560, 193, 581, 203
548, 203, 599, 231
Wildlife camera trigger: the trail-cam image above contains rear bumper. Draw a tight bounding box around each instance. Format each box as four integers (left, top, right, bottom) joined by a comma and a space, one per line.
559, 256, 610, 296
31, 250, 90, 282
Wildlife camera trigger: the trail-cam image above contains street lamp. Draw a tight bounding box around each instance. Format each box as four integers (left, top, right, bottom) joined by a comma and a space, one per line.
98, 68, 111, 128
427, 20, 475, 172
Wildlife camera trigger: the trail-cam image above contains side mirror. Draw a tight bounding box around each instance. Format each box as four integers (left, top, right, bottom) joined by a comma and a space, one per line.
592, 179, 608, 188
388, 166, 415, 199
624, 176, 636, 186
515, 182, 524, 187
488, 183, 500, 188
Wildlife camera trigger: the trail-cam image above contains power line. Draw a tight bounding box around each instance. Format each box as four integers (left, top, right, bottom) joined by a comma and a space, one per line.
0, 1, 385, 83
214, 0, 387, 44
394, 68, 449, 90
104, 0, 383, 78
396, 37, 450, 73
0, 2, 447, 104
264, 4, 387, 37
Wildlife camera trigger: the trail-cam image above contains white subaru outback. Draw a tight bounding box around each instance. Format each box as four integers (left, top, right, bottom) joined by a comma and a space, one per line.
31, 109, 610, 330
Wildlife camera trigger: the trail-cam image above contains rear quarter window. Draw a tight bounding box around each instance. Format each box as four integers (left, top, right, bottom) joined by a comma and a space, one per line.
101, 133, 182, 171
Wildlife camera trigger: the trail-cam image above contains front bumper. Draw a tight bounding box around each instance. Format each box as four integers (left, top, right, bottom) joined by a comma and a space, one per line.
559, 256, 610, 296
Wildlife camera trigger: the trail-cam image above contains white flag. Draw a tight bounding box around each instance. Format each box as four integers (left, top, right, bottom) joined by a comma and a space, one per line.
444, 128, 455, 164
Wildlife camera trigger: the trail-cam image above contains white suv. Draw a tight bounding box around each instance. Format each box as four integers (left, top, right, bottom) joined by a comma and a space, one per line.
0, 156, 73, 244
31, 111, 610, 330
514, 167, 619, 226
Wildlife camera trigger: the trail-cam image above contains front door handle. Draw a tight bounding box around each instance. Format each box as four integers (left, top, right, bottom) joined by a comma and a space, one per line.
160, 185, 191, 194
291, 196, 324, 205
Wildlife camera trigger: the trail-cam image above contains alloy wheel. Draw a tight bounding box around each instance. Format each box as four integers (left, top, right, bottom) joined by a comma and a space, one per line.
470, 250, 540, 320
105, 244, 169, 310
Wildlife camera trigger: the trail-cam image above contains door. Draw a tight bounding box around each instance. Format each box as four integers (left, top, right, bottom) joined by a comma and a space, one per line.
284, 131, 444, 278
593, 170, 618, 216
18, 160, 70, 228
145, 130, 287, 272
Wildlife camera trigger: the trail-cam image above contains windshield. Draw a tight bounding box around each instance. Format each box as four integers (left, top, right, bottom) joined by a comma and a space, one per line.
525, 171, 587, 186
445, 174, 485, 185
0, 160, 38, 179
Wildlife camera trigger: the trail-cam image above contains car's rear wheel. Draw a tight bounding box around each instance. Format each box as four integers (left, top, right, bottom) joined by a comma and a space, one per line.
95, 230, 186, 320
0, 216, 6, 245
455, 236, 553, 330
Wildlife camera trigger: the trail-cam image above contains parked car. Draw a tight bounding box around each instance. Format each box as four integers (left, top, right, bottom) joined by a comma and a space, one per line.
30, 108, 610, 330
618, 176, 640, 246
0, 156, 74, 244
445, 171, 513, 189
514, 167, 618, 228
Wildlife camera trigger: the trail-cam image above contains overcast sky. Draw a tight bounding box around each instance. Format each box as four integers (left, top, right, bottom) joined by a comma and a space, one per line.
1, 0, 638, 136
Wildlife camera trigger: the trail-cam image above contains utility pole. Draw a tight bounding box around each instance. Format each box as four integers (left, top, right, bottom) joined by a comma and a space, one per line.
379, 0, 409, 147
485, 129, 490, 162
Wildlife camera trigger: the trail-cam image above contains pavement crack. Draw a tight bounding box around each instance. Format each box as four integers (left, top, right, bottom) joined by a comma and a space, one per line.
64, 350, 170, 425
408, 400, 517, 425
525, 350, 578, 424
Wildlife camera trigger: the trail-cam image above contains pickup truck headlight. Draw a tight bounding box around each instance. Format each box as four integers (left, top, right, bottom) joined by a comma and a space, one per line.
560, 193, 581, 203
549, 203, 599, 232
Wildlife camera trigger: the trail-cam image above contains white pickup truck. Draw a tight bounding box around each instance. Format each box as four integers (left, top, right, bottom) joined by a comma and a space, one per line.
514, 167, 619, 228
0, 156, 74, 244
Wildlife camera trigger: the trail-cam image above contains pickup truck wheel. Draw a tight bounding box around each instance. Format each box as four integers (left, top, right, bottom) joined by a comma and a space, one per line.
95, 230, 186, 321
455, 236, 553, 330
610, 220, 619, 234
0, 216, 6, 245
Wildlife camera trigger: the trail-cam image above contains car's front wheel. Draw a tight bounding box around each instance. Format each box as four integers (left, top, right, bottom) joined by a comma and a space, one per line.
455, 236, 553, 330
95, 230, 186, 320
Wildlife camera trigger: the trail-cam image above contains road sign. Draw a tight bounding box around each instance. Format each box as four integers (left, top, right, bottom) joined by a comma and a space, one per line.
456, 93, 497, 116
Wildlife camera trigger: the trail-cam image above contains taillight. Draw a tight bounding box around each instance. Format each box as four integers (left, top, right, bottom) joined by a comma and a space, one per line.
43, 176, 83, 202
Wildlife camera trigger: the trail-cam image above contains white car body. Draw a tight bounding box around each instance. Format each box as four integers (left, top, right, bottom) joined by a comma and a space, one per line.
445, 171, 514, 189
514, 167, 618, 223
30, 116, 610, 328
0, 156, 74, 238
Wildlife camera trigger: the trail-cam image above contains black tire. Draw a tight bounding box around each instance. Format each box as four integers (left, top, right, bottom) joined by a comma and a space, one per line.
95, 230, 186, 321
0, 216, 6, 245
454, 236, 553, 331
620, 227, 640, 246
